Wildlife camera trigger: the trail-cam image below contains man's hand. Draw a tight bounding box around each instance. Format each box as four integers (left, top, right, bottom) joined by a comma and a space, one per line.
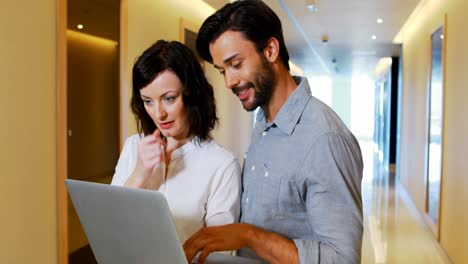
183, 223, 252, 264
184, 223, 299, 264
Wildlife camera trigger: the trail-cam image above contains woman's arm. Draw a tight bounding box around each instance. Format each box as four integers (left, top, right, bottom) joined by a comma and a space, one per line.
204, 158, 242, 226
111, 135, 138, 186
123, 130, 166, 190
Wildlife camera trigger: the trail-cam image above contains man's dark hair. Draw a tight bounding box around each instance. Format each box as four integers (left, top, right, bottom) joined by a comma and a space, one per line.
131, 40, 218, 143
196, 0, 290, 70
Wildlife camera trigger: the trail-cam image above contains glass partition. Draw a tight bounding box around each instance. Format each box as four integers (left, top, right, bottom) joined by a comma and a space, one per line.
425, 25, 445, 238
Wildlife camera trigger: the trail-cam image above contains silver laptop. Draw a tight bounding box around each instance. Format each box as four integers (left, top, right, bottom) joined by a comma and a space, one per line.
66, 179, 260, 264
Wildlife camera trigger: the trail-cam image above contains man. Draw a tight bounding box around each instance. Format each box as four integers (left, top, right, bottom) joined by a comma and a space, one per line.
183, 1, 363, 263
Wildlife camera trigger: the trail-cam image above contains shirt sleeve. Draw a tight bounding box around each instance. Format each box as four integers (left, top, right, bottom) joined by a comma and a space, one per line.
111, 136, 138, 186
294, 133, 363, 264
205, 157, 242, 226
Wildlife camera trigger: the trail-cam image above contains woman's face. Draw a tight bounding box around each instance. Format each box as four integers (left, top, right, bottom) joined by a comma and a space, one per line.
140, 70, 189, 141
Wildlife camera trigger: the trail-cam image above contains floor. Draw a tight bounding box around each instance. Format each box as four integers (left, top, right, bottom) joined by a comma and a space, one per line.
359, 140, 452, 264
69, 244, 97, 264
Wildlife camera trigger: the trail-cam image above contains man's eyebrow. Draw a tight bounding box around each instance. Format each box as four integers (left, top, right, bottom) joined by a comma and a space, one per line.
213, 53, 240, 69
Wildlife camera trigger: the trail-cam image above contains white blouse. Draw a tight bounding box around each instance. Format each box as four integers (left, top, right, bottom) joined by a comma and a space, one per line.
111, 134, 241, 243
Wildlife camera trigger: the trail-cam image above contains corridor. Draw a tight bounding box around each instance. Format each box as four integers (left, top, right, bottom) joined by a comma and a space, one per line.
360, 140, 452, 263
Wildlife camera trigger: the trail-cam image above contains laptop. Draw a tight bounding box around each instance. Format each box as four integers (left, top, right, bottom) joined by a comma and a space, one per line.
66, 179, 260, 264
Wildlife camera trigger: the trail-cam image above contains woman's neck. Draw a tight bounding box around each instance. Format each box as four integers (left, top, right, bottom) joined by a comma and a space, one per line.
165, 136, 190, 154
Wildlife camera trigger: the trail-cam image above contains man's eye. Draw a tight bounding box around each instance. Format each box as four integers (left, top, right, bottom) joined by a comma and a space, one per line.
232, 63, 241, 69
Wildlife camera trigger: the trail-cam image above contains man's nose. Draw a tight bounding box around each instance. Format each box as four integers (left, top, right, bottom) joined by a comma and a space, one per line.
224, 71, 239, 90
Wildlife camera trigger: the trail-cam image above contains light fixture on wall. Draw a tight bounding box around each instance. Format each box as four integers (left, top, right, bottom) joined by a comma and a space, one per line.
306, 0, 318, 12
77, 24, 84, 30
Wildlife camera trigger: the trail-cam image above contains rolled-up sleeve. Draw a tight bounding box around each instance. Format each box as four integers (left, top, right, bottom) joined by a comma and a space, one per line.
294, 133, 363, 264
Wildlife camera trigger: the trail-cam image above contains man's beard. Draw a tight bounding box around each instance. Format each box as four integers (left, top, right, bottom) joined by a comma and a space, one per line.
232, 56, 275, 111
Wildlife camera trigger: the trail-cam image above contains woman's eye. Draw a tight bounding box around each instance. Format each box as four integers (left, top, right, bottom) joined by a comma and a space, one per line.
143, 99, 152, 106
164, 96, 175, 102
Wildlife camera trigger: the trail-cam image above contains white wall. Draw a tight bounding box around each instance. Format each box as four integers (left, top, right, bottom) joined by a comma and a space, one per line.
122, 0, 253, 161
399, 0, 468, 262
0, 0, 58, 263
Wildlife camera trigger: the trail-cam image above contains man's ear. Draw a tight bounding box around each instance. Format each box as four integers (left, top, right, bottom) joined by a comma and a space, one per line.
263, 37, 280, 63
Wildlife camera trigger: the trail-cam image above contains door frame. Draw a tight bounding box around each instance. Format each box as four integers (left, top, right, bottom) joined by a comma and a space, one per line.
56, 0, 127, 262
56, 0, 68, 263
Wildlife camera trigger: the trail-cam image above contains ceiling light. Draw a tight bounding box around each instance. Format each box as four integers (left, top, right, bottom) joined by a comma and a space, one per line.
440, 34, 444, 39
372, 35, 377, 40
377, 18, 383, 24
306, 0, 318, 12
77, 24, 84, 30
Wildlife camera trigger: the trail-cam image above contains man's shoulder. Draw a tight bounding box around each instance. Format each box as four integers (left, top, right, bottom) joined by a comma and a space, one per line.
300, 96, 350, 136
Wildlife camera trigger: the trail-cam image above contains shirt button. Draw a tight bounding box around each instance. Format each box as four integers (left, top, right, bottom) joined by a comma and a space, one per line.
244, 153, 248, 159
251, 165, 255, 171
262, 131, 267, 136
264, 171, 269, 177
245, 197, 249, 203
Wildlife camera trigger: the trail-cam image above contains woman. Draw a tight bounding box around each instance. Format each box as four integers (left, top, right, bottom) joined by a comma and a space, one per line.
111, 40, 241, 243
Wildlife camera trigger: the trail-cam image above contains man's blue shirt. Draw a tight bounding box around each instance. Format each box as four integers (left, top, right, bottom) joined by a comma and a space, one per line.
239, 77, 363, 264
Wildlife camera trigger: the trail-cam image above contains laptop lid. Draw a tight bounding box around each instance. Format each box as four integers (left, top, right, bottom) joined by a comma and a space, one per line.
66, 179, 187, 264
66, 179, 262, 264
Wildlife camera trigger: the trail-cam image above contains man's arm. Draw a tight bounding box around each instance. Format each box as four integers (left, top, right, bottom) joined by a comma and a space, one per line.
183, 223, 299, 264
292, 133, 363, 263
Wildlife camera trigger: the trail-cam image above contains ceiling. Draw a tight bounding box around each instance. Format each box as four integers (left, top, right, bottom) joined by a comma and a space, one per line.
203, 0, 421, 79
68, 0, 120, 41
68, 0, 422, 79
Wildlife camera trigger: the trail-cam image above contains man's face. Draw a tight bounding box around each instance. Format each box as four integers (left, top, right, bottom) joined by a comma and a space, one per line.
209, 30, 275, 111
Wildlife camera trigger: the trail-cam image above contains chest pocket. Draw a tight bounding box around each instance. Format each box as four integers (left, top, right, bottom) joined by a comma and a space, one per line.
258, 162, 282, 218
267, 160, 306, 219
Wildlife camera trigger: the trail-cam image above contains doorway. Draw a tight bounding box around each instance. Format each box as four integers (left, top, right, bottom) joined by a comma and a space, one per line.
66, 0, 121, 262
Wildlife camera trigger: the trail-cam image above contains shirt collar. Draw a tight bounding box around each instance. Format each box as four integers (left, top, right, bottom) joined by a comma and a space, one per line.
170, 137, 206, 161
256, 76, 311, 135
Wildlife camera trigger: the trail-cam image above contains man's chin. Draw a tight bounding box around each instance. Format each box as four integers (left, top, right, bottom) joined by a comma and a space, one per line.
241, 101, 258, 112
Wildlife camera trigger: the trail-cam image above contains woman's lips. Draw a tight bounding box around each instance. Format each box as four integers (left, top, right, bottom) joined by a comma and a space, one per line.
159, 121, 174, 129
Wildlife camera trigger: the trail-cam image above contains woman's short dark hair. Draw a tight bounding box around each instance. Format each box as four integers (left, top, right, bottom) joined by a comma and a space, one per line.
131, 40, 218, 143
196, 0, 290, 70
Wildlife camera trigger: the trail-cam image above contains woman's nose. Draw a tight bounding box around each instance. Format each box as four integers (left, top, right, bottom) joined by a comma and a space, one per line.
154, 104, 167, 120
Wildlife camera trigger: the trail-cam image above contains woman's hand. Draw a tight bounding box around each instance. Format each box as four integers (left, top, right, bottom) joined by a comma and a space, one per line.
124, 129, 167, 189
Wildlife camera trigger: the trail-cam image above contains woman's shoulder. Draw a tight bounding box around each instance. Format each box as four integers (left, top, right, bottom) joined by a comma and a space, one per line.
124, 134, 142, 146
198, 139, 238, 163
119, 134, 142, 154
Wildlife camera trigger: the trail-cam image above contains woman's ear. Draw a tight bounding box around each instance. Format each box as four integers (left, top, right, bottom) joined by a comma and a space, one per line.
263, 37, 280, 63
